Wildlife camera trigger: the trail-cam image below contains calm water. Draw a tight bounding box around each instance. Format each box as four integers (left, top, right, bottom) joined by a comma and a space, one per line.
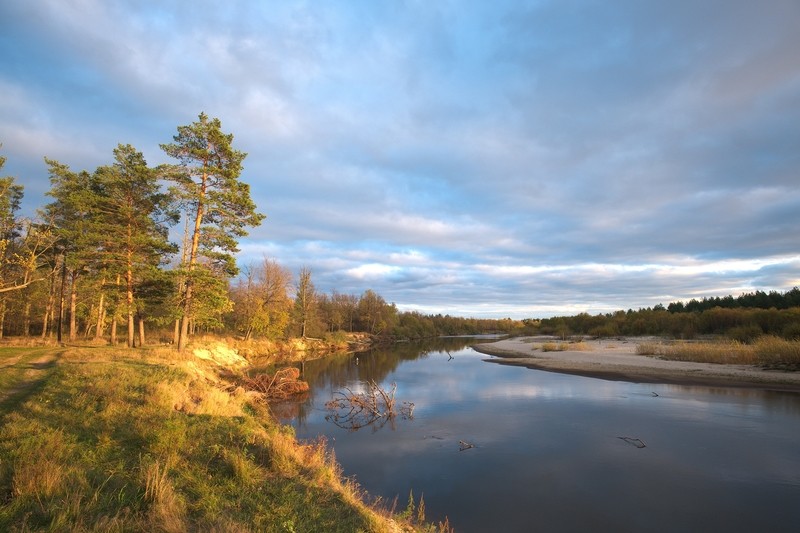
284, 338, 800, 532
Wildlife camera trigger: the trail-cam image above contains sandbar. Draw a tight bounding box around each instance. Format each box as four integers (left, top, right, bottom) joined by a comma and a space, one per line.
473, 336, 800, 392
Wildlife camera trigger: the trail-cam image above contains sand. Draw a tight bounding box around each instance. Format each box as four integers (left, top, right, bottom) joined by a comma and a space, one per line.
472, 336, 800, 392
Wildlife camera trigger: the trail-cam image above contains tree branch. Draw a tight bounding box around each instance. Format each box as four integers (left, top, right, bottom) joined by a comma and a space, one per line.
0, 277, 43, 293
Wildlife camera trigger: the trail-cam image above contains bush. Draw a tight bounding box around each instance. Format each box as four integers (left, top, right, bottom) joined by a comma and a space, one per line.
727, 324, 763, 343
782, 322, 800, 340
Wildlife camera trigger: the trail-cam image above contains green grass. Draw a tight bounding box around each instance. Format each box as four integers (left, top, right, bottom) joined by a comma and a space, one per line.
0, 345, 446, 532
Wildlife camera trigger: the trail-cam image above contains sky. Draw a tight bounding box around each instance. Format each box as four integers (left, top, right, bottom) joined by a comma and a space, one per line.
1, 0, 799, 319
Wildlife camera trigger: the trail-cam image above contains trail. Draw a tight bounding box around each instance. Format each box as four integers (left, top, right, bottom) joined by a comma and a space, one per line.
0, 347, 62, 415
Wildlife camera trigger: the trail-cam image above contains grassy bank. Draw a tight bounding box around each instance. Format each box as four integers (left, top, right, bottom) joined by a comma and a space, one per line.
0, 344, 439, 532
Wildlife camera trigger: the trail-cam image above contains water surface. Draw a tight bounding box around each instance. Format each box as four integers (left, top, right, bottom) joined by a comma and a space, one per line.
287, 338, 800, 532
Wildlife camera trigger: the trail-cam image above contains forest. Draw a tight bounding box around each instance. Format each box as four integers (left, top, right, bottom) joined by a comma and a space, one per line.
0, 114, 527, 348
1, 114, 798, 348
537, 288, 800, 341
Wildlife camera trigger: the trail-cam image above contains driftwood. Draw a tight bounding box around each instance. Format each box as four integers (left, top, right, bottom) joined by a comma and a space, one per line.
617, 436, 647, 448
242, 367, 309, 401
325, 380, 414, 431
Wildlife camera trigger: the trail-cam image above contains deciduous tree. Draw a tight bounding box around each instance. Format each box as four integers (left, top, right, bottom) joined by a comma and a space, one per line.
294, 266, 317, 338
233, 257, 292, 339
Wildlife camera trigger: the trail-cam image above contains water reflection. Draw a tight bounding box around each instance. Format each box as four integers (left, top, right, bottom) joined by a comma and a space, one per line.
288, 338, 800, 533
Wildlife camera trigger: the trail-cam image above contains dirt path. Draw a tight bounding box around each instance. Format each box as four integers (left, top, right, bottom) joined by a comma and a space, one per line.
0, 348, 62, 413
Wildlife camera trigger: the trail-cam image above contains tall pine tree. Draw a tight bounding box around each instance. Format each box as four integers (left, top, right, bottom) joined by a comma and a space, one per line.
161, 113, 264, 350
42, 159, 99, 341
94, 144, 178, 347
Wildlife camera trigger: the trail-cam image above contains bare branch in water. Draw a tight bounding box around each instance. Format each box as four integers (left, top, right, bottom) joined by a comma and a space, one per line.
325, 380, 414, 431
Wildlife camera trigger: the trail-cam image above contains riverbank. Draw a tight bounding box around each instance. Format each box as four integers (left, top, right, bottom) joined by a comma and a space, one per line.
0, 343, 426, 532
473, 336, 800, 392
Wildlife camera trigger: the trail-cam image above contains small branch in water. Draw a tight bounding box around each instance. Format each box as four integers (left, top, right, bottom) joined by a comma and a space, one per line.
459, 440, 475, 451
617, 436, 646, 448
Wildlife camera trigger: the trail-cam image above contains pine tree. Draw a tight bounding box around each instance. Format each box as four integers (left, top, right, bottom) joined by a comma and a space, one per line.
42, 159, 100, 341
94, 144, 178, 347
161, 113, 265, 350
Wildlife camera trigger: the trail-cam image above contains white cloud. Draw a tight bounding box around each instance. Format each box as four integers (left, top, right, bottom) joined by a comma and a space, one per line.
1, 0, 798, 317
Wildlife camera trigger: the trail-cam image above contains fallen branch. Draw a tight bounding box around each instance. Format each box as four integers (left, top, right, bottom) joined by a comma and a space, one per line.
325, 380, 414, 431
241, 367, 309, 401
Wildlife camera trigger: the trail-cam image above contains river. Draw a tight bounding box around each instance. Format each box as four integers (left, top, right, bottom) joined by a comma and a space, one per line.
283, 337, 800, 532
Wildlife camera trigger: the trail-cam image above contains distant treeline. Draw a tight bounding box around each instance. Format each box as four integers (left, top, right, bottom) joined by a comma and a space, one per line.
666, 288, 800, 313
536, 288, 800, 342
390, 312, 527, 339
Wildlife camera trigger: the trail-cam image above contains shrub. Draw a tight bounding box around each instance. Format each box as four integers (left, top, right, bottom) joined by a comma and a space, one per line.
727, 324, 762, 343
782, 322, 800, 340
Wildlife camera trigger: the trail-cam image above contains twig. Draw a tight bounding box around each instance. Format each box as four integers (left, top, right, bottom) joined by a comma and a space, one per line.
617, 436, 646, 448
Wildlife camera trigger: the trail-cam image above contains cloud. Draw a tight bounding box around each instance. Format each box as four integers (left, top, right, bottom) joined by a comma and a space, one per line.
1, 0, 799, 318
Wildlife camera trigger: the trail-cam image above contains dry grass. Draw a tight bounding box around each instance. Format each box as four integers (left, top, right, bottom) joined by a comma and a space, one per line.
540, 342, 567, 352
11, 458, 64, 501
0, 345, 417, 532
636, 342, 663, 356
142, 459, 186, 533
570, 341, 593, 351
540, 340, 591, 352
637, 336, 800, 367
753, 336, 800, 367
155, 379, 246, 417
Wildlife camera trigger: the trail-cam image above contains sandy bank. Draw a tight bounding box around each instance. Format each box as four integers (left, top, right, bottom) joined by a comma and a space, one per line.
473, 337, 800, 392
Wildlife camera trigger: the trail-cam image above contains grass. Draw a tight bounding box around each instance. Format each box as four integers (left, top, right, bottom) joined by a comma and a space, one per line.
539, 340, 592, 352
636, 336, 800, 368
0, 344, 449, 532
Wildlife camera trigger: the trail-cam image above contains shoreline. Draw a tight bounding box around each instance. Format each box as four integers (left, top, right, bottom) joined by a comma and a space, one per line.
472, 337, 800, 393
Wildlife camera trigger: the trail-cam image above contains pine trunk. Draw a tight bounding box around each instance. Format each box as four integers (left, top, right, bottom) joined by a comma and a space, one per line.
95, 287, 105, 339
69, 270, 77, 342
178, 172, 205, 352
23, 300, 31, 336
138, 316, 146, 346
44, 254, 59, 339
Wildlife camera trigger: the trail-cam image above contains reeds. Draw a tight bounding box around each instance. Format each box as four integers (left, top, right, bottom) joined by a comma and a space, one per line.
636, 336, 800, 366
540, 340, 592, 352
